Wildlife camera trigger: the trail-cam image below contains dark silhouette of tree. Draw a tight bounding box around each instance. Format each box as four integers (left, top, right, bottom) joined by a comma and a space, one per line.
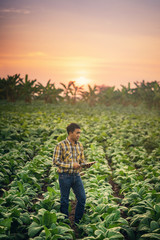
0, 74, 160, 109
38, 80, 63, 103
71, 81, 84, 104
0, 74, 22, 102
60, 81, 74, 103
97, 85, 115, 106
80, 85, 98, 106
20, 74, 38, 103
133, 80, 160, 108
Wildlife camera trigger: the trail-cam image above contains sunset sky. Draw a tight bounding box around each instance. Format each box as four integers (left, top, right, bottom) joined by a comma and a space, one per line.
0, 0, 160, 89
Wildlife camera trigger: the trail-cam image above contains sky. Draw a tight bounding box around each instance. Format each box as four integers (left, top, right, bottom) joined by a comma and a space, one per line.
0, 0, 160, 89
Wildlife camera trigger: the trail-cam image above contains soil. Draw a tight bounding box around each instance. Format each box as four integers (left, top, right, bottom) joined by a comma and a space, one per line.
67, 155, 129, 239
107, 155, 129, 221
108, 178, 123, 199
69, 200, 80, 239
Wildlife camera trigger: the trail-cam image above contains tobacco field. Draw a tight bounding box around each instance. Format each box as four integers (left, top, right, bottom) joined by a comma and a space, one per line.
0, 101, 160, 240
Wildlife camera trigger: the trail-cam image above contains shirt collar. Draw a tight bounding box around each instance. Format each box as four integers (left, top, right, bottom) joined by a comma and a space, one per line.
66, 137, 78, 145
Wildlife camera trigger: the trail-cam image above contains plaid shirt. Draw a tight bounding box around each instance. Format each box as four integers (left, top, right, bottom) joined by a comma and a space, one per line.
53, 138, 86, 173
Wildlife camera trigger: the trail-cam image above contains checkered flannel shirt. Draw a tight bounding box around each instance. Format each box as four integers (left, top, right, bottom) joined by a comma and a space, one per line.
53, 138, 86, 173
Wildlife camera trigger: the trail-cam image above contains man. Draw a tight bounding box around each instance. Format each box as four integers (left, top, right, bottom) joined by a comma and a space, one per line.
53, 123, 94, 224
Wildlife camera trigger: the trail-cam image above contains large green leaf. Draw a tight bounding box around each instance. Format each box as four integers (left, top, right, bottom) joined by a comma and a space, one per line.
130, 213, 151, 227
43, 226, 51, 239
32, 237, 43, 240
104, 211, 120, 227
82, 237, 96, 240
57, 225, 73, 235
128, 206, 145, 214
150, 221, 159, 231
106, 230, 124, 239
28, 222, 43, 237
41, 211, 57, 227
141, 233, 160, 239
20, 212, 31, 224
95, 229, 104, 236
155, 204, 160, 213
0, 218, 12, 228
121, 226, 135, 240
0, 234, 9, 240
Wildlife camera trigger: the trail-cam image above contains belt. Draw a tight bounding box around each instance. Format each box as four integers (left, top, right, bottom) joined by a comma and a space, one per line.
58, 172, 80, 176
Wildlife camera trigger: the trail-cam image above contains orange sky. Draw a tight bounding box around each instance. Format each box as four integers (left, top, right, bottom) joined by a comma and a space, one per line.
0, 0, 160, 89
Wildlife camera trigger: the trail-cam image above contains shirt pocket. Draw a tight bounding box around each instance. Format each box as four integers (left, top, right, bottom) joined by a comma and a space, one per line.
64, 151, 72, 162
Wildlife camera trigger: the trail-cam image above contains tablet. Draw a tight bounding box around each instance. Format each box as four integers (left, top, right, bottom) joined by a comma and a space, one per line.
83, 161, 96, 167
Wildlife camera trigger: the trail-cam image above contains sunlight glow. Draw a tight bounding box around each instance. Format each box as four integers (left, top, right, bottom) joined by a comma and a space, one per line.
75, 76, 90, 86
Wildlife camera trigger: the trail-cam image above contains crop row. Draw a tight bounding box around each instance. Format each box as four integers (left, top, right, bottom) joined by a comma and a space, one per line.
0, 106, 131, 240
0, 132, 126, 239
77, 142, 134, 240
0, 127, 76, 239
104, 115, 160, 239
1, 103, 160, 240
0, 110, 58, 189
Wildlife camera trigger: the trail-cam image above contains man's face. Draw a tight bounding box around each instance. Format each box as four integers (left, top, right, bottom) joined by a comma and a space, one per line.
70, 128, 81, 142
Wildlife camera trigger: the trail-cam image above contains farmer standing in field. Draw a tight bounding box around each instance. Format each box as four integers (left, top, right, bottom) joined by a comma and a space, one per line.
53, 123, 95, 224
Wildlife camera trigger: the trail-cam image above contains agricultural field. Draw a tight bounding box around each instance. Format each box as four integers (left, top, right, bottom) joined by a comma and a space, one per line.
0, 101, 160, 240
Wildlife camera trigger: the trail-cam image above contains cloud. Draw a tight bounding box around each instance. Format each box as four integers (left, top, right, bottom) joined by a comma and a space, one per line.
27, 52, 47, 57
0, 52, 47, 60
0, 8, 30, 14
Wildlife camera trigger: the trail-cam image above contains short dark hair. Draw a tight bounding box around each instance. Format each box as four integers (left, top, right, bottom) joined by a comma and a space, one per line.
67, 123, 80, 134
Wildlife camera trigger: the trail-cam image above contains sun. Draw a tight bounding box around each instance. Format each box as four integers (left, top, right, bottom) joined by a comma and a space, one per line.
75, 76, 90, 86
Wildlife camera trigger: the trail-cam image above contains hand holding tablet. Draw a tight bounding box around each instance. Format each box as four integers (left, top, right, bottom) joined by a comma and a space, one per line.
83, 161, 96, 168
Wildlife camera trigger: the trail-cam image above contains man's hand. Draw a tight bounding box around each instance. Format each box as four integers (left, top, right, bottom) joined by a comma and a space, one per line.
73, 162, 81, 169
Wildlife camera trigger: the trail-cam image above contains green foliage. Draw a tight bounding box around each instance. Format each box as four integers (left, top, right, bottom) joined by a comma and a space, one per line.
0, 74, 22, 102
38, 80, 63, 103
60, 81, 74, 103
19, 74, 38, 103
28, 210, 74, 239
0, 102, 159, 239
80, 84, 98, 106
1, 74, 160, 109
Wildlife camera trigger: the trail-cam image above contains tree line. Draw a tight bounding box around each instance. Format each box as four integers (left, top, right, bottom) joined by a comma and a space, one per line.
0, 74, 160, 109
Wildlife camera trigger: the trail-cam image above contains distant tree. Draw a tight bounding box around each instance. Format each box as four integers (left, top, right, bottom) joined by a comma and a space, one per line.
0, 77, 7, 100
0, 74, 22, 102
120, 83, 133, 106
96, 84, 111, 93
97, 85, 115, 106
81, 84, 98, 106
71, 81, 84, 104
60, 81, 74, 103
38, 80, 63, 103
133, 80, 160, 109
152, 81, 160, 109
19, 74, 38, 103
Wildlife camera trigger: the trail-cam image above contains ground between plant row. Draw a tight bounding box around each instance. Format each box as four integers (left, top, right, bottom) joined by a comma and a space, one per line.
68, 155, 128, 240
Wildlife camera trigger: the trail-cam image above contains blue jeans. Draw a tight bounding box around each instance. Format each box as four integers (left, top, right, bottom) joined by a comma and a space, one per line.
58, 173, 86, 224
